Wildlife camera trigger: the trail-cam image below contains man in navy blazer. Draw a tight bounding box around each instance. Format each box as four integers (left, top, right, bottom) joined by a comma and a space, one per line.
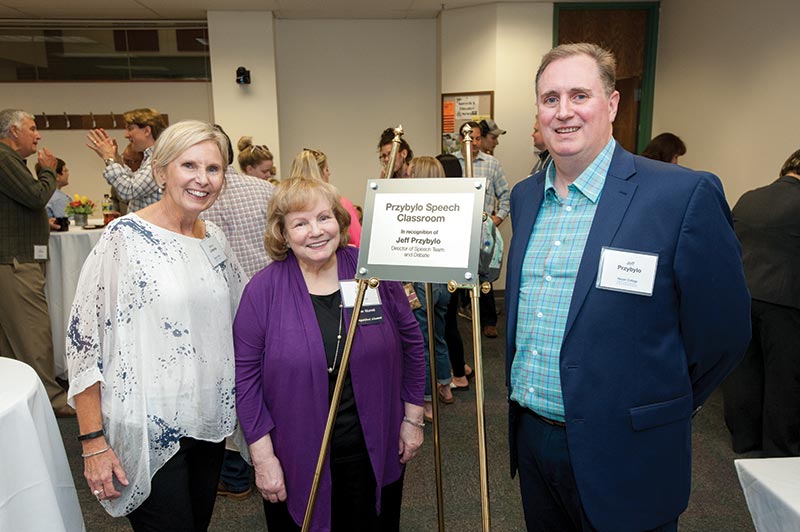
505, 43, 751, 532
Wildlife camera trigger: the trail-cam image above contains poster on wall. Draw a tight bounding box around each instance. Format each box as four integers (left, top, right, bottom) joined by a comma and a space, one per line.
441, 91, 494, 154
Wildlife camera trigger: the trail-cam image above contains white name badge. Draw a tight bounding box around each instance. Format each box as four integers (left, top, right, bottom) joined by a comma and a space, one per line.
200, 236, 226, 268
33, 245, 47, 260
340, 280, 383, 324
596, 247, 658, 296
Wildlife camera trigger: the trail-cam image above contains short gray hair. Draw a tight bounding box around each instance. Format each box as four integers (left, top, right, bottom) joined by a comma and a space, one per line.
0, 109, 33, 139
535, 43, 617, 98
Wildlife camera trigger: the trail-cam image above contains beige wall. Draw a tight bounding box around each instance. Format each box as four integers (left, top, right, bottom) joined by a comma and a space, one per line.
208, 11, 282, 175
653, 0, 800, 204
3, 82, 213, 208
274, 18, 438, 207
441, 4, 553, 287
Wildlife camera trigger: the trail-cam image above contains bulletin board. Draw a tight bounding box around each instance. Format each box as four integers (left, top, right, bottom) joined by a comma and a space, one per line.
441, 91, 494, 154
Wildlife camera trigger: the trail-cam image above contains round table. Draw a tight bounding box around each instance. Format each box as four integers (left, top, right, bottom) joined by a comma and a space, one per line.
47, 226, 105, 378
0, 358, 85, 531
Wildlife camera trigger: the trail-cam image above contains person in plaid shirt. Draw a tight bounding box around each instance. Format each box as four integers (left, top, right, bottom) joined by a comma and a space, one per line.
86, 108, 166, 212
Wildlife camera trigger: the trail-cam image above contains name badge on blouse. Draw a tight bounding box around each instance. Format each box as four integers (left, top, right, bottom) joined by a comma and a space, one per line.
596, 246, 658, 297
339, 280, 383, 324
200, 236, 226, 268
33, 245, 47, 260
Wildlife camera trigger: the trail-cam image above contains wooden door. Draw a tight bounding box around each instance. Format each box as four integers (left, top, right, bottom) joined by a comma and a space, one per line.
557, 6, 654, 153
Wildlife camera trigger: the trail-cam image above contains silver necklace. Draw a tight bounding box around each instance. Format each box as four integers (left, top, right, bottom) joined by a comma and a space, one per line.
328, 302, 344, 374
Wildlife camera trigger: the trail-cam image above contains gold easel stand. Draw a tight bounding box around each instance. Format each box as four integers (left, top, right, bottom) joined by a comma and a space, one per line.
447, 279, 493, 532
425, 283, 446, 531
302, 277, 377, 531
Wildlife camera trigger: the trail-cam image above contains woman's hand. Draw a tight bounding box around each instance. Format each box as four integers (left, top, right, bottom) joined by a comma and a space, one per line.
398, 421, 423, 464
399, 402, 425, 464
249, 433, 287, 503
254, 455, 287, 503
86, 128, 119, 161
83, 440, 129, 501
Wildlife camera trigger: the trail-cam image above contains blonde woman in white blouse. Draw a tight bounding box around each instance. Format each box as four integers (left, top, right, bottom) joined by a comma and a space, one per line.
67, 120, 245, 531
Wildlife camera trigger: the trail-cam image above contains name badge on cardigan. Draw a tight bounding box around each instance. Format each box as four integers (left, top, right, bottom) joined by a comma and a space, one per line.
596, 246, 658, 296
200, 236, 226, 268
34, 245, 47, 260
340, 280, 384, 324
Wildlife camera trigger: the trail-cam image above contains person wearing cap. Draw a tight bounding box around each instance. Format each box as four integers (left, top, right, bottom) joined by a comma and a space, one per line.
478, 118, 506, 156
455, 120, 509, 339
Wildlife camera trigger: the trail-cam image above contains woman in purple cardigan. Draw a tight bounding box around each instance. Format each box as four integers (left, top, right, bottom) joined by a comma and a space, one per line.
233, 177, 426, 531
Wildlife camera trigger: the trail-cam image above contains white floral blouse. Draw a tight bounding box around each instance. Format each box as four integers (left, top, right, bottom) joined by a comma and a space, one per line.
66, 213, 245, 516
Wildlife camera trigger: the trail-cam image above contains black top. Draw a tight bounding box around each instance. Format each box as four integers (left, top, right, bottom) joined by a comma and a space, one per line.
310, 291, 368, 461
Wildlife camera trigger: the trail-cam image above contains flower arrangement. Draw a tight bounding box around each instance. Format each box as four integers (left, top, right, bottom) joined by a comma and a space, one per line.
64, 194, 95, 215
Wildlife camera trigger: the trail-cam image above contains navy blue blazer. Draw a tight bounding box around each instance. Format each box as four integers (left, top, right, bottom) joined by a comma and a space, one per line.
505, 145, 751, 531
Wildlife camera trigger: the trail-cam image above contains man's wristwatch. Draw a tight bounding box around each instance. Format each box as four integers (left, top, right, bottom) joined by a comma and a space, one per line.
104, 158, 116, 167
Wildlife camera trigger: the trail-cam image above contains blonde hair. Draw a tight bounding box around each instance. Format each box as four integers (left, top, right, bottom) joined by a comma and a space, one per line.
408, 156, 445, 178
237, 136, 274, 173
290, 149, 328, 181
264, 177, 350, 261
150, 120, 229, 187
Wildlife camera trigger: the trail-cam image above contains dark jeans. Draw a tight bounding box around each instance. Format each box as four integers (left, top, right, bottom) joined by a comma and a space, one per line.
412, 282, 452, 398
263, 456, 404, 532
515, 407, 678, 532
127, 437, 225, 532
723, 299, 800, 456
220, 449, 252, 491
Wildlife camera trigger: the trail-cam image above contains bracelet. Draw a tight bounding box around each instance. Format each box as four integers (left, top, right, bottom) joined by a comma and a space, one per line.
82, 446, 110, 458
403, 416, 425, 429
77, 429, 105, 442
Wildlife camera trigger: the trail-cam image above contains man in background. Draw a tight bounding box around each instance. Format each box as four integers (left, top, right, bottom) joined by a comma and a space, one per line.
478, 118, 506, 156
0, 108, 73, 416
455, 120, 509, 338
530, 115, 551, 174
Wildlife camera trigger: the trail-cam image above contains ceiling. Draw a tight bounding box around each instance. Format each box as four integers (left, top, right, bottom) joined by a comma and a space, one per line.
0, 0, 633, 22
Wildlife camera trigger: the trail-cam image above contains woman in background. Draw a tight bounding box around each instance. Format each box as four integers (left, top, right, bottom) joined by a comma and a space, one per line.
405, 156, 454, 421
642, 132, 686, 164
234, 177, 425, 531
290, 148, 362, 247
238, 136, 277, 180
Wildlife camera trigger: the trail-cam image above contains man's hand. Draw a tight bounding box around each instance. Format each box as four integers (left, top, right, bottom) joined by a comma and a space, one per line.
38, 148, 57, 170
86, 129, 120, 162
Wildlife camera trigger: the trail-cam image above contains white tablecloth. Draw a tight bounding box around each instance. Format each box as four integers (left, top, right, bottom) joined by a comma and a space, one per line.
46, 227, 104, 378
736, 457, 800, 532
0, 358, 85, 532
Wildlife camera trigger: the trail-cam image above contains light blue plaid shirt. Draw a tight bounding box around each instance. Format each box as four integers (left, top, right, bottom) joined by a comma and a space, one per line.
511, 138, 616, 422
455, 151, 510, 220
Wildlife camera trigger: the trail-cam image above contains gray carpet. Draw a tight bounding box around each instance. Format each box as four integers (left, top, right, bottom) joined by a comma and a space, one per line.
57, 309, 757, 531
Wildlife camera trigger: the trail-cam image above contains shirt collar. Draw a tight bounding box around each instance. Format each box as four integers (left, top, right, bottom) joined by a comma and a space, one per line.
544, 137, 616, 204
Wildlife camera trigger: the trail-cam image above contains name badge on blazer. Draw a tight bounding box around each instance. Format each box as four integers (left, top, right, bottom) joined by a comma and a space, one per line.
596, 246, 658, 297
340, 280, 383, 324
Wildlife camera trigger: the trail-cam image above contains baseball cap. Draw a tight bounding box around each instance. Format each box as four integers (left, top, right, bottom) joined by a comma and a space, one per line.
480, 118, 506, 136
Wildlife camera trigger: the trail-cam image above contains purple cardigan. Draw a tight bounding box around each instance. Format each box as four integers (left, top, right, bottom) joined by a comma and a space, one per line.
233, 246, 425, 531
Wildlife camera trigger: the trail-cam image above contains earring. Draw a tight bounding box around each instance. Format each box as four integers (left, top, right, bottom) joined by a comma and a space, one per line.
284, 241, 290, 248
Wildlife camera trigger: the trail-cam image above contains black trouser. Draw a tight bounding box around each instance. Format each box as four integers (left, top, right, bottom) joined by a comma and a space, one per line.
263, 455, 404, 531
127, 437, 225, 532
479, 283, 497, 327
445, 290, 466, 377
723, 299, 800, 456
